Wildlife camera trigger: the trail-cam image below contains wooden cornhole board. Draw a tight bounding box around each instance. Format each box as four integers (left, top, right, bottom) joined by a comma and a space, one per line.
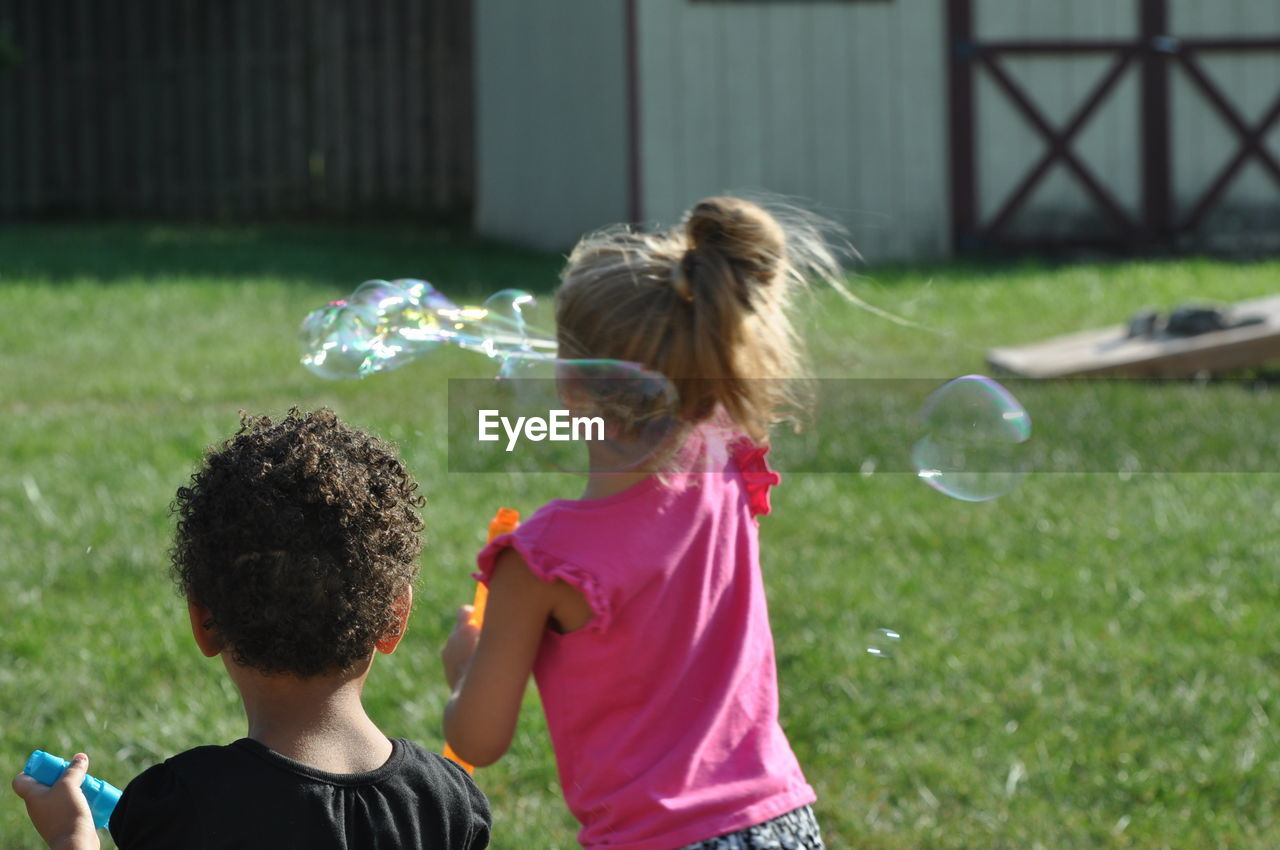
986, 294, 1280, 378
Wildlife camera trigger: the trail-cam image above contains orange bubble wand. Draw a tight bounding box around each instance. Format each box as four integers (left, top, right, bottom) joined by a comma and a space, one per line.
444, 507, 520, 774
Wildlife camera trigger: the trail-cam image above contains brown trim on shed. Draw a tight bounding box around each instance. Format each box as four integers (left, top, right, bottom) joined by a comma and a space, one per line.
1139, 0, 1171, 244
946, 0, 976, 252
624, 0, 643, 226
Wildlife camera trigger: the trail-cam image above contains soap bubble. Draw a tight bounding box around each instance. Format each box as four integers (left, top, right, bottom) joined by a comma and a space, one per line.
480, 353, 682, 474
498, 355, 679, 435
495, 354, 675, 411
357, 279, 444, 371
911, 375, 1031, 501
481, 289, 552, 356
298, 298, 380, 380
299, 279, 451, 379
299, 279, 555, 379
866, 628, 901, 659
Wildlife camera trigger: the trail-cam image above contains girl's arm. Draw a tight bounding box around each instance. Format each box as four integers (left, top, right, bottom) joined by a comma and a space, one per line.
442, 547, 572, 767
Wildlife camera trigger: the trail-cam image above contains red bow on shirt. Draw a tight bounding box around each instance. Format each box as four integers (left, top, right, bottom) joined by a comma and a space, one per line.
730, 440, 781, 517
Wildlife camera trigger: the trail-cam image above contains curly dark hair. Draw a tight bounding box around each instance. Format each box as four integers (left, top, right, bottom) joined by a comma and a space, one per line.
171, 408, 425, 677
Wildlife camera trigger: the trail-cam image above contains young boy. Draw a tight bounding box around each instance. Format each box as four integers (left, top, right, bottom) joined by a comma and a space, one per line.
13, 408, 489, 849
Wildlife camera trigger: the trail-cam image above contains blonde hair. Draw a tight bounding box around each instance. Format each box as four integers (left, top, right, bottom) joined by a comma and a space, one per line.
555, 196, 845, 444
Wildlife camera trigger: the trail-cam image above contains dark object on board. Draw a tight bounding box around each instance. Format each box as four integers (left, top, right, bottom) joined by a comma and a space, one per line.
1127, 304, 1265, 340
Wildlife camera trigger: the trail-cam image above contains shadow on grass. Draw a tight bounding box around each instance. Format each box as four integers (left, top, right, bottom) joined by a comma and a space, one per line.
0, 220, 565, 296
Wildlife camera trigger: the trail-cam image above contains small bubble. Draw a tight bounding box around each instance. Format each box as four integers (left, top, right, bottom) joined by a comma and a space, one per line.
866, 628, 901, 659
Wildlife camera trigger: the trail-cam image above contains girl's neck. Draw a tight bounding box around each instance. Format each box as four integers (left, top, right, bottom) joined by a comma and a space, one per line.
579, 427, 689, 499
580, 469, 650, 500
225, 656, 392, 774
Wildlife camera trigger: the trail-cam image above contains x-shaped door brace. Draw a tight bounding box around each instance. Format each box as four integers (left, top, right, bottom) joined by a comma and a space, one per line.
1174, 49, 1280, 231
977, 49, 1140, 239
977, 43, 1280, 240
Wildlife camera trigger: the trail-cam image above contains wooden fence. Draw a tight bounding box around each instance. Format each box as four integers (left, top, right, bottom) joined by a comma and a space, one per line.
0, 0, 473, 219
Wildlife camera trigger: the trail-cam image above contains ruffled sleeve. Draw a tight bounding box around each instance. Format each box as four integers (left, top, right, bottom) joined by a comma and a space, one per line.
475, 529, 613, 634
730, 438, 782, 517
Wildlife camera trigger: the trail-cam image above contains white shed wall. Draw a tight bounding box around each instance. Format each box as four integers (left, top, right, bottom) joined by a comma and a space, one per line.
473, 0, 630, 250
636, 0, 949, 263
472, 1, 1279, 257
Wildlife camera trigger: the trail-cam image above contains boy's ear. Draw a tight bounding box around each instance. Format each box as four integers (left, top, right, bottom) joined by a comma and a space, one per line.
187, 599, 223, 658
375, 586, 414, 655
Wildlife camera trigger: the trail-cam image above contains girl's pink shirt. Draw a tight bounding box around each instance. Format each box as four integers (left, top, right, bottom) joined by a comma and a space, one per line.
475, 432, 814, 850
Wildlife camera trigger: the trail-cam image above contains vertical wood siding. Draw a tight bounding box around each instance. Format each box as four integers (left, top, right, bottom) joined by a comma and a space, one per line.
0, 0, 473, 219
637, 0, 949, 263
472, 0, 630, 251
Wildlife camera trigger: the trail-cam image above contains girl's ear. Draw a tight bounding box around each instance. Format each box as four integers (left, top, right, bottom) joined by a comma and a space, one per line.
187, 599, 223, 658
376, 586, 414, 655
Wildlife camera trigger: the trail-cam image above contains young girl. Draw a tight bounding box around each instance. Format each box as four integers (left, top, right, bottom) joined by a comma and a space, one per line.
442, 197, 840, 850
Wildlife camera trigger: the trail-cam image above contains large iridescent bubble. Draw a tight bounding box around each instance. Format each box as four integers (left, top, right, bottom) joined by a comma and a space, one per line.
911, 375, 1032, 501
483, 353, 683, 474
299, 279, 555, 380
301, 281, 686, 473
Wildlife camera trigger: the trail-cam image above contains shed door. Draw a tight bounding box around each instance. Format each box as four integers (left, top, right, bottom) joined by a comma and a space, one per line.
948, 0, 1280, 255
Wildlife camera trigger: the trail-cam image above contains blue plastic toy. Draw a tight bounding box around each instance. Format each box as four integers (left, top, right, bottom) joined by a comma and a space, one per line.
22, 750, 122, 830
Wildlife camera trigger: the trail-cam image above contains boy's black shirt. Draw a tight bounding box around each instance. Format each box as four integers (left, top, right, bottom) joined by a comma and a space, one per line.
108, 737, 490, 849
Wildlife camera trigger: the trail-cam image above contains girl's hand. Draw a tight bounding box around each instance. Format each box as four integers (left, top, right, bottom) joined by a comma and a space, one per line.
11, 752, 102, 850
442, 605, 481, 690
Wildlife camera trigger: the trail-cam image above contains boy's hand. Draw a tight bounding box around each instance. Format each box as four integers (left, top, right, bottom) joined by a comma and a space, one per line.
11, 752, 102, 850
442, 605, 481, 689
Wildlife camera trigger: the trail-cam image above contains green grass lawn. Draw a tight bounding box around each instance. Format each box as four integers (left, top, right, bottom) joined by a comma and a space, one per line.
2, 222, 1279, 848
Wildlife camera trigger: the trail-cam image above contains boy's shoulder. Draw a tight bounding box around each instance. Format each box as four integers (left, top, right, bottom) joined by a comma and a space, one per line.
121, 742, 244, 798
141, 738, 481, 793
384, 738, 491, 800
111, 739, 490, 849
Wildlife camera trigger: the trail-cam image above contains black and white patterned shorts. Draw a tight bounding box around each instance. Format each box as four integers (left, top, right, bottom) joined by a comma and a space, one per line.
677, 805, 825, 850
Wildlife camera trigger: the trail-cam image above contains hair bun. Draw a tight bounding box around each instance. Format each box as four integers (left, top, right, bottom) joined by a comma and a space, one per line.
684, 197, 786, 288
